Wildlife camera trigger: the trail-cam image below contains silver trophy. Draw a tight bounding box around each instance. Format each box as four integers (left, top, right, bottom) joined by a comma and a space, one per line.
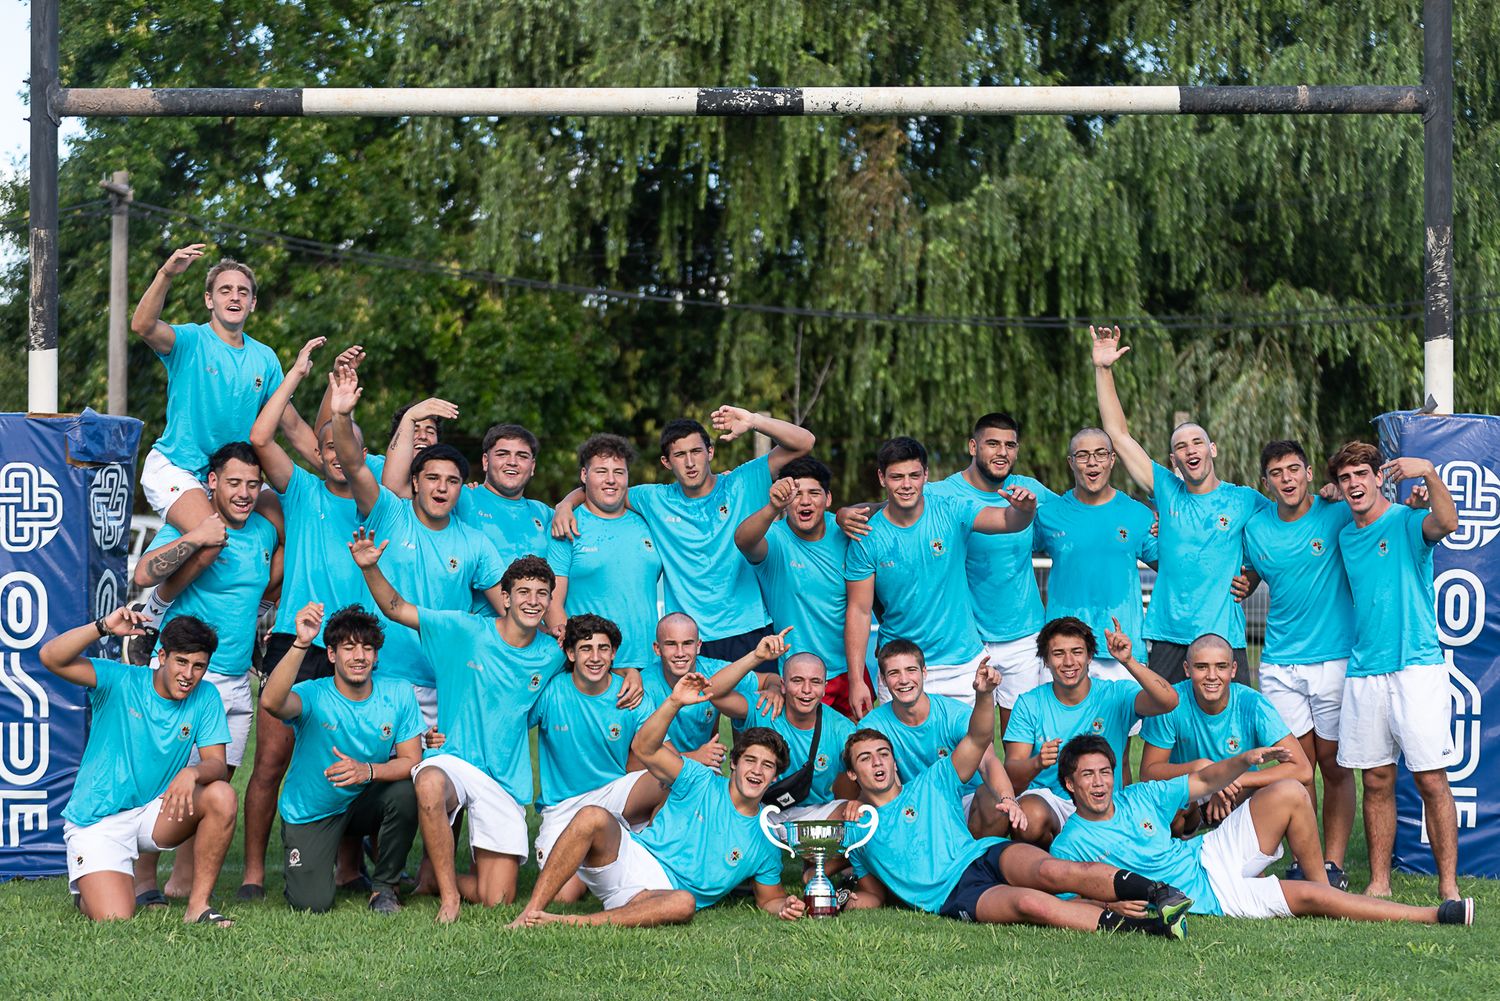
759, 804, 879, 917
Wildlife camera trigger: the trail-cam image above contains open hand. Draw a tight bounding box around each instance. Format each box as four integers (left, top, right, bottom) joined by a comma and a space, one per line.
1089, 324, 1129, 368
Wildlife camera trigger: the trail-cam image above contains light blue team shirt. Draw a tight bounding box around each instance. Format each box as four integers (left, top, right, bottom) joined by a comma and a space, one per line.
1004, 678, 1141, 795
530, 673, 655, 809
1243, 497, 1357, 664
927, 472, 1058, 643
152, 322, 284, 479
628, 454, 773, 641
364, 487, 505, 688
1035, 490, 1158, 661
749, 516, 850, 678
1140, 680, 1290, 763
151, 514, 277, 676
635, 759, 784, 909
844, 494, 987, 666
848, 762, 1005, 914
741, 702, 857, 805
416, 610, 566, 803
64, 660, 230, 827
1146, 462, 1271, 645
1051, 775, 1223, 915
278, 676, 424, 824
1338, 504, 1443, 677
861, 694, 983, 794
455, 486, 553, 569
546, 508, 663, 669
272, 465, 372, 646
641, 659, 756, 752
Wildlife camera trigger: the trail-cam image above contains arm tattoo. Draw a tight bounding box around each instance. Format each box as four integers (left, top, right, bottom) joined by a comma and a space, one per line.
144, 540, 199, 583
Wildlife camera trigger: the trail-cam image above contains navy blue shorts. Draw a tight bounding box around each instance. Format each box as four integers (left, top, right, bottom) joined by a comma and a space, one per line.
937, 841, 1015, 921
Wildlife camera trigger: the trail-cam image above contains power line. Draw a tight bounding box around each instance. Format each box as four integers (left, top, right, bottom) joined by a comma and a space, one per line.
0, 199, 112, 234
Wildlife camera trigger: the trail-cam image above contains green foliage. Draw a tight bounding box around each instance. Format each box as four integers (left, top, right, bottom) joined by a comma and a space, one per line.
4, 1, 1499, 498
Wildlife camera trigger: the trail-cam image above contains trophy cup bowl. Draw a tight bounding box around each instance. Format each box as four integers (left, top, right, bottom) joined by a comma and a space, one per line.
759, 804, 879, 918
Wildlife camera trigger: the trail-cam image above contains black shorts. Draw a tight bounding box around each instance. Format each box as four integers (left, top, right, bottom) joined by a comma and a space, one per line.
701, 624, 778, 674
260, 631, 332, 691
1146, 641, 1251, 686
937, 841, 1015, 921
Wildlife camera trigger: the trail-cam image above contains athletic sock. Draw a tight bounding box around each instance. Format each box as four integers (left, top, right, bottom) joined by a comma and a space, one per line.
140, 588, 173, 628
1097, 908, 1165, 936
1113, 870, 1156, 900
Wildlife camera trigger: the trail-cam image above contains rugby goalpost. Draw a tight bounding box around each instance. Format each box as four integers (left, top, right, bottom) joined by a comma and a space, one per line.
25, 0, 1455, 414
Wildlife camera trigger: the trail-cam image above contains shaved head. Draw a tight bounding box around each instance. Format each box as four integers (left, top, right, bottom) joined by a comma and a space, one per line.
783, 653, 827, 679
656, 612, 698, 641
1069, 427, 1112, 453
1186, 632, 1233, 661
1169, 422, 1211, 449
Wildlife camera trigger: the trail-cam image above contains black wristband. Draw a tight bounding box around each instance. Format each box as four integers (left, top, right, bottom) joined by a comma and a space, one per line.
94, 617, 108, 637
291, 642, 311, 650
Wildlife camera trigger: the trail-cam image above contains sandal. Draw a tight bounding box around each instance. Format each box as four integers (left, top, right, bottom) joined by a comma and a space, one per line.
135, 888, 168, 909
192, 907, 234, 927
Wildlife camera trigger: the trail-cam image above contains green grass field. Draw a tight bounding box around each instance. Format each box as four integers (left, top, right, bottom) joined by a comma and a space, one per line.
4, 731, 1496, 1000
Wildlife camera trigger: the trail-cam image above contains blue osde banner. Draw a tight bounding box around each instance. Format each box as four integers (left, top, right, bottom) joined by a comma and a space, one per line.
1377, 411, 1500, 878
0, 410, 141, 878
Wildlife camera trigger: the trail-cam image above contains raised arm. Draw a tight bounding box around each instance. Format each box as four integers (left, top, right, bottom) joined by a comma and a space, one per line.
1382, 457, 1458, 543
382, 397, 461, 497
972, 485, 1037, 535
706, 628, 792, 720
1104, 617, 1178, 717
348, 528, 420, 631
132, 516, 227, 590
710, 405, 814, 475
1090, 325, 1155, 492
1186, 746, 1293, 803
328, 367, 379, 516
130, 244, 203, 354
249, 337, 328, 491
39, 606, 148, 688
842, 577, 876, 719
630, 673, 714, 785
951, 657, 1001, 783
260, 602, 323, 721
735, 478, 796, 564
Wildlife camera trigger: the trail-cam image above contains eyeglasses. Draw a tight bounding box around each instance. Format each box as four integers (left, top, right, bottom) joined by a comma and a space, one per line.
1070, 448, 1115, 464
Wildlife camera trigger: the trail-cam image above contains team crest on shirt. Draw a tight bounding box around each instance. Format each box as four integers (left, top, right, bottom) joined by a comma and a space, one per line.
642, 539, 654, 551
1226, 736, 1241, 753
1378, 539, 1390, 556
1310, 538, 1326, 555
1140, 819, 1156, 835
1118, 527, 1129, 541
177, 724, 193, 741
936, 747, 950, 759
902, 806, 918, 822
253, 375, 264, 390
528, 673, 543, 691
607, 723, 623, 741
287, 848, 302, 868
532, 518, 543, 530
726, 848, 743, 865
1216, 515, 1231, 531
381, 723, 393, 739
816, 753, 830, 771
1090, 718, 1105, 734
930, 539, 945, 556
262, 549, 272, 564
447, 557, 459, 571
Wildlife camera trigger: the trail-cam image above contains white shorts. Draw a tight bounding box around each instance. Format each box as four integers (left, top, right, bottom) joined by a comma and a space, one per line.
63, 799, 168, 894
535, 771, 650, 865
1260, 660, 1347, 741
1198, 800, 1293, 919
1019, 786, 1077, 829
984, 635, 1049, 709
185, 672, 252, 768
1337, 664, 1459, 772
413, 754, 528, 858
577, 822, 675, 910
879, 649, 989, 705
774, 799, 847, 824
412, 685, 438, 731
140, 448, 207, 520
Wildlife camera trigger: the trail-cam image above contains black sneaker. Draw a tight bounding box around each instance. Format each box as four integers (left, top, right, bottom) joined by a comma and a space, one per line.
1283, 861, 1305, 881
1437, 898, 1474, 926
369, 889, 401, 915
1147, 881, 1193, 938
1323, 861, 1349, 892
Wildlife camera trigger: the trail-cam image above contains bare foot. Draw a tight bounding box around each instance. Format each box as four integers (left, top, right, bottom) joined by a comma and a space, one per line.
162, 881, 192, 899
1439, 884, 1461, 902
436, 897, 461, 924
1363, 882, 1393, 899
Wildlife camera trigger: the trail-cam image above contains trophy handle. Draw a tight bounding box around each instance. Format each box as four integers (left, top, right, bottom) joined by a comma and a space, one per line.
842, 803, 879, 855
759, 805, 794, 856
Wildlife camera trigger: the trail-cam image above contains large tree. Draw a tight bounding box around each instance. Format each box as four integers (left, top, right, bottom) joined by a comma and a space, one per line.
4, 1, 1497, 497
